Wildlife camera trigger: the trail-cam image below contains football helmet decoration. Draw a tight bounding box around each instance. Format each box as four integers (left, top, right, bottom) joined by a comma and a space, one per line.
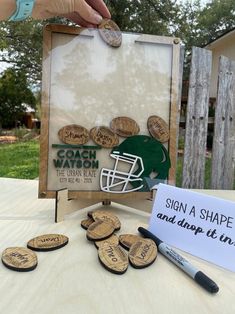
100, 135, 171, 193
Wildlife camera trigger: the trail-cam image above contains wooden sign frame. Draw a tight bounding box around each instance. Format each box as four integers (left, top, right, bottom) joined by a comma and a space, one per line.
39, 24, 181, 206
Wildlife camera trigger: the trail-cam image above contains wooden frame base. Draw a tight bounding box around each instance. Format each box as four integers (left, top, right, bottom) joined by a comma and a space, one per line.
55, 189, 155, 222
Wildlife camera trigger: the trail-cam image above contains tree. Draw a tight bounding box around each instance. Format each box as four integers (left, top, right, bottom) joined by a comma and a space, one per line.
106, 0, 180, 35
0, 68, 36, 128
172, 0, 203, 50
0, 17, 66, 87
0, 20, 44, 86
1, 1, 234, 87
198, 0, 235, 46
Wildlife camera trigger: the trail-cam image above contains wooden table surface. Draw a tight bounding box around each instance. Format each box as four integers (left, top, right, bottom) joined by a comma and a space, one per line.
0, 178, 235, 314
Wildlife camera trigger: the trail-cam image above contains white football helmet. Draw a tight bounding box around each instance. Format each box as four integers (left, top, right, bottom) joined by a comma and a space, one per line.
100, 151, 144, 193
100, 135, 171, 194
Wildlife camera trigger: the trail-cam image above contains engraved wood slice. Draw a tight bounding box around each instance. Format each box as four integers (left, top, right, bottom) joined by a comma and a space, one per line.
119, 234, 143, 250
147, 115, 170, 143
81, 217, 95, 230
98, 244, 128, 274
86, 220, 115, 241
98, 19, 122, 48
2, 247, 38, 272
129, 239, 158, 269
95, 233, 119, 249
91, 210, 121, 231
90, 126, 119, 148
27, 234, 69, 251
58, 124, 89, 145
110, 117, 140, 137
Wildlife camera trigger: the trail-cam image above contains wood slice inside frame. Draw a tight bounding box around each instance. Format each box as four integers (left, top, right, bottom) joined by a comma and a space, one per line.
39, 24, 181, 207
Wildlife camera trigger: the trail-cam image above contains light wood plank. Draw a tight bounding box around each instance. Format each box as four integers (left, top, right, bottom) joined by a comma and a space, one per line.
211, 56, 235, 189
182, 47, 212, 188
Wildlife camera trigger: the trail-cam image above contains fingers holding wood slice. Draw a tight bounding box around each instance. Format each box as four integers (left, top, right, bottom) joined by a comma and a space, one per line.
98, 19, 122, 48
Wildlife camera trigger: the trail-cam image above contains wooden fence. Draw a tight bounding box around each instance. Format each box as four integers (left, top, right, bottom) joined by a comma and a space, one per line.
181, 47, 235, 189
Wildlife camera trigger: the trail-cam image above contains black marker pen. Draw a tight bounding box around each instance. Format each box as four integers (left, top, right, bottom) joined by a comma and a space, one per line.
138, 227, 219, 293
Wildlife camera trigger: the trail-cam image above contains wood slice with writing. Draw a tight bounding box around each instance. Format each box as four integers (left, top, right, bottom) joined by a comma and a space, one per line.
90, 126, 119, 148
119, 234, 143, 250
91, 210, 121, 231
58, 124, 89, 145
81, 217, 95, 230
147, 116, 170, 143
2, 247, 38, 272
110, 117, 140, 138
27, 234, 69, 252
129, 239, 157, 269
95, 233, 119, 249
98, 244, 128, 274
87, 220, 115, 241
98, 19, 122, 48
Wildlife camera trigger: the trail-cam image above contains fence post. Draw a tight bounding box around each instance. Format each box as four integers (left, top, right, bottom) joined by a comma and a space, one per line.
182, 47, 212, 188
211, 56, 235, 189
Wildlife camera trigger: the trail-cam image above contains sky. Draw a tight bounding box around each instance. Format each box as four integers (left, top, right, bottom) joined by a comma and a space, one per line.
177, 0, 209, 5
0, 61, 9, 73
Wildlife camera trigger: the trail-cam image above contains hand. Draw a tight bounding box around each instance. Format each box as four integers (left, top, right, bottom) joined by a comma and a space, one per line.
32, 0, 111, 27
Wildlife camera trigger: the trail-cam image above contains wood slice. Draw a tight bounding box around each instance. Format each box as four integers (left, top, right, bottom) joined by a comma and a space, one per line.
98, 19, 122, 48
81, 217, 95, 230
86, 220, 115, 241
2, 247, 38, 272
95, 234, 119, 249
110, 117, 140, 137
119, 234, 143, 250
129, 239, 157, 269
58, 124, 89, 145
91, 210, 121, 231
90, 126, 119, 148
27, 234, 69, 252
98, 244, 128, 274
147, 116, 170, 143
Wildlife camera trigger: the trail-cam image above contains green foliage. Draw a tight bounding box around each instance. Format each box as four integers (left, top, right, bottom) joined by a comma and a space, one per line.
198, 0, 235, 46
176, 156, 212, 189
0, 68, 36, 127
0, 20, 43, 84
0, 140, 39, 179
12, 126, 29, 139
106, 0, 179, 35
0, 1, 234, 86
0, 17, 66, 86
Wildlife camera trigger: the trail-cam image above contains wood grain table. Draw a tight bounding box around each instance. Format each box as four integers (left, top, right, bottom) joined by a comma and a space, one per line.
0, 178, 234, 314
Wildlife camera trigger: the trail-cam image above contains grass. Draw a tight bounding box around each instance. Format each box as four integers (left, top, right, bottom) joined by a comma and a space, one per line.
176, 156, 212, 188
0, 139, 234, 189
0, 140, 39, 179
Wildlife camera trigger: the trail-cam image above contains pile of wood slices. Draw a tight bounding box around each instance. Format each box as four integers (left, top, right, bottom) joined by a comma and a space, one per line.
81, 210, 158, 274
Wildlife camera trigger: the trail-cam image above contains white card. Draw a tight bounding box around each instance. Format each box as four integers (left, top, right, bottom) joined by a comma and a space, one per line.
149, 184, 235, 272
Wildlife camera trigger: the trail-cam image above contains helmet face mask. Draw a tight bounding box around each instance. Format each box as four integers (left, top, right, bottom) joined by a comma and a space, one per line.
100, 135, 171, 194
100, 151, 144, 193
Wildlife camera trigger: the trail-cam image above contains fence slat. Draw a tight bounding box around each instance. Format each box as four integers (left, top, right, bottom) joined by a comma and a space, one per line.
211, 56, 235, 189
182, 47, 212, 188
